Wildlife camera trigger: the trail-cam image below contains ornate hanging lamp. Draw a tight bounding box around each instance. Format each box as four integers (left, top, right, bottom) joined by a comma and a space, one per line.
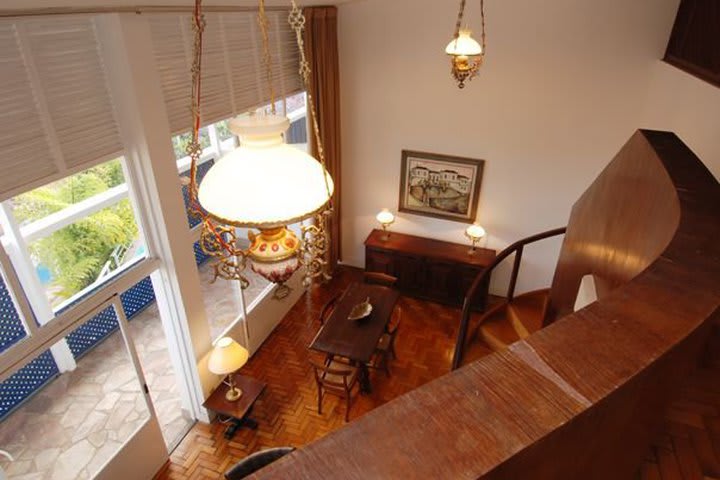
446, 0, 486, 88
186, 0, 334, 294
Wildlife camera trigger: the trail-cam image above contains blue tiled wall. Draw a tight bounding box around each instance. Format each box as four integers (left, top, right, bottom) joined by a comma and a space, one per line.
0, 276, 27, 354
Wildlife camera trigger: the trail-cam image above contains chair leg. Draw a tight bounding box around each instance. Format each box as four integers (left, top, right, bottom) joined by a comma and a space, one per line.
344, 393, 351, 422
317, 389, 323, 415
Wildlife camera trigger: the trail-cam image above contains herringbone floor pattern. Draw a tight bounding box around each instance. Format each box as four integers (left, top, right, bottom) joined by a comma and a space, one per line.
155, 268, 720, 479
639, 326, 720, 480
154, 267, 462, 479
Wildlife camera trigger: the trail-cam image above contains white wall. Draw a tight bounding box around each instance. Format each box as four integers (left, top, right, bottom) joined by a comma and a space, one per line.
337, 0, 682, 294
640, 63, 720, 179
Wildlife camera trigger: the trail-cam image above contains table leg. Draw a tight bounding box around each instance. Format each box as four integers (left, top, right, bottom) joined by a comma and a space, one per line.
222, 407, 260, 439
358, 364, 372, 394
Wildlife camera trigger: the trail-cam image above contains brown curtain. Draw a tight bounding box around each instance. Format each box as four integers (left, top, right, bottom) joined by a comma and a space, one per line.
304, 6, 342, 272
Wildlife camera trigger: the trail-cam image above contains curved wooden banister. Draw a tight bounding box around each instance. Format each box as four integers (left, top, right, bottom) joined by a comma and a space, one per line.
250, 130, 720, 480
451, 227, 566, 370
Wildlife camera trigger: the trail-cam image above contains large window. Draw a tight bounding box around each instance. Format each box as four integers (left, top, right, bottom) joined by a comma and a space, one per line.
2, 158, 146, 313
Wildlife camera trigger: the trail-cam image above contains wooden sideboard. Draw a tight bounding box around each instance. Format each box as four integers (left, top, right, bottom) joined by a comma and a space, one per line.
364, 229, 496, 309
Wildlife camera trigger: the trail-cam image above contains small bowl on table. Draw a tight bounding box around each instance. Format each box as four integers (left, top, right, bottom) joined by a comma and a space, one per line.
348, 297, 372, 321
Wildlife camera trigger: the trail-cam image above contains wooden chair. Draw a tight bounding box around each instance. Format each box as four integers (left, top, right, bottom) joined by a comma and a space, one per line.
318, 293, 341, 326
369, 306, 401, 377
310, 358, 359, 422
363, 271, 398, 287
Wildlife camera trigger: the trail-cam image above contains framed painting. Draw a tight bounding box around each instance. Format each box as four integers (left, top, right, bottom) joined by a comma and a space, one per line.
398, 150, 484, 223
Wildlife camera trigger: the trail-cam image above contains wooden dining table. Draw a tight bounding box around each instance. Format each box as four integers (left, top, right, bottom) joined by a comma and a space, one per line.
309, 282, 400, 393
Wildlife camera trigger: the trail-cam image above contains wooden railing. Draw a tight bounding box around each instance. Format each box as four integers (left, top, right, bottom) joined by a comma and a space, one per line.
250, 131, 720, 479
451, 227, 566, 370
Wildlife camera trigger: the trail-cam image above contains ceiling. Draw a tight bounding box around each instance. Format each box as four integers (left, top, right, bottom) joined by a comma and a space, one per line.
1, 0, 363, 10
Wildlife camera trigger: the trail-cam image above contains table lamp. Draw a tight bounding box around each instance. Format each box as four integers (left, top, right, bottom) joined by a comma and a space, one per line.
376, 209, 395, 241
208, 337, 249, 401
465, 223, 486, 254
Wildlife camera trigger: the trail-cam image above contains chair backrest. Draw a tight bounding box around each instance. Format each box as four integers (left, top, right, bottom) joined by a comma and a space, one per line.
363, 271, 398, 287
388, 305, 401, 335
224, 447, 295, 480
319, 293, 341, 325
310, 359, 354, 391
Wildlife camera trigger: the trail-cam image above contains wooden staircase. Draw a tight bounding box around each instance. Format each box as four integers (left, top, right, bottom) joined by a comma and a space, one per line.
480, 289, 548, 348
452, 229, 565, 369
462, 289, 549, 363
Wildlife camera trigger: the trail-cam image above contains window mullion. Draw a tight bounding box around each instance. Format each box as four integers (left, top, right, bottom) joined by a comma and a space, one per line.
0, 201, 54, 325
208, 124, 221, 156
0, 240, 38, 337
0, 201, 77, 372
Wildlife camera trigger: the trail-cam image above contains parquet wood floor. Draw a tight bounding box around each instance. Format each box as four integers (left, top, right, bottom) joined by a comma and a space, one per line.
154, 267, 461, 479
639, 325, 720, 480
154, 268, 720, 479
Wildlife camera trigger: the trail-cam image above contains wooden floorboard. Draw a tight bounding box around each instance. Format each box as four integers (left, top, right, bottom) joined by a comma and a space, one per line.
156, 267, 720, 479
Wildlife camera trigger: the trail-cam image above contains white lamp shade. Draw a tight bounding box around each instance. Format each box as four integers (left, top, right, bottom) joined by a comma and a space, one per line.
198, 114, 334, 229
445, 29, 483, 56
376, 208, 395, 226
465, 223, 486, 240
208, 337, 249, 375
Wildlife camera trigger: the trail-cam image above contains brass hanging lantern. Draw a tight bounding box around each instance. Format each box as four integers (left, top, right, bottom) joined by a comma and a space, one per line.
446, 0, 486, 88
186, 0, 334, 295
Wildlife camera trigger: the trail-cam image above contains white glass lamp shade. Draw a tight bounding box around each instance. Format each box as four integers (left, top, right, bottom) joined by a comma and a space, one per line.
376, 209, 395, 227
198, 114, 334, 229
465, 223, 486, 241
208, 337, 249, 375
445, 29, 483, 56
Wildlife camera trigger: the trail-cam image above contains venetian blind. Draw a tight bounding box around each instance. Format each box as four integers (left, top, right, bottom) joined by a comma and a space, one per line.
0, 16, 123, 201
148, 10, 302, 135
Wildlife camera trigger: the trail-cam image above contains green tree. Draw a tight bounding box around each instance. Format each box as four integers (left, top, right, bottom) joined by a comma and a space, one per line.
13, 159, 139, 303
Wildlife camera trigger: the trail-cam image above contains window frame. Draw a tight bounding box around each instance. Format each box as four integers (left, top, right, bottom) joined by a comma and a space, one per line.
0, 155, 159, 372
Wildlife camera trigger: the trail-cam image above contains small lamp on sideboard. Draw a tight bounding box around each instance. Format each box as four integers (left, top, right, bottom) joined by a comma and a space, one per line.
376, 209, 395, 241
465, 223, 486, 255
208, 336, 249, 402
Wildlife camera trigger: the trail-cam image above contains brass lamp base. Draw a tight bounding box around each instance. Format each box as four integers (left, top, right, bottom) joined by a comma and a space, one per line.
225, 387, 243, 402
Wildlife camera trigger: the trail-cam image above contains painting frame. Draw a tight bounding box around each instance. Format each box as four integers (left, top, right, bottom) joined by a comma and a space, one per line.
398, 150, 484, 224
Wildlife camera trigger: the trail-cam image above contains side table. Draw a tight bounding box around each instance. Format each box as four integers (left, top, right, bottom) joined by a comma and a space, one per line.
203, 373, 266, 439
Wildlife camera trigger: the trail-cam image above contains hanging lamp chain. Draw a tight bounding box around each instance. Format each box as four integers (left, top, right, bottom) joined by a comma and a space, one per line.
289, 0, 333, 284
289, 0, 331, 203
480, 0, 486, 52
187, 0, 205, 205
453, 0, 466, 40
187, 0, 250, 285
258, 0, 277, 114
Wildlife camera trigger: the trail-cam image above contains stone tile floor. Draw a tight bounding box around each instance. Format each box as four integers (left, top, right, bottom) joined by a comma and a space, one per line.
0, 262, 269, 479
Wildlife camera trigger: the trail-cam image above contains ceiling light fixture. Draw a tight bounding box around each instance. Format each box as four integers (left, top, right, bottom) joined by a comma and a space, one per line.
186, 0, 334, 295
446, 0, 486, 88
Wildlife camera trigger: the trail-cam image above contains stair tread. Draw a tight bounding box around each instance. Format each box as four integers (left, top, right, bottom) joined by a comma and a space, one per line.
480, 314, 521, 351
509, 289, 549, 335
463, 341, 495, 364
